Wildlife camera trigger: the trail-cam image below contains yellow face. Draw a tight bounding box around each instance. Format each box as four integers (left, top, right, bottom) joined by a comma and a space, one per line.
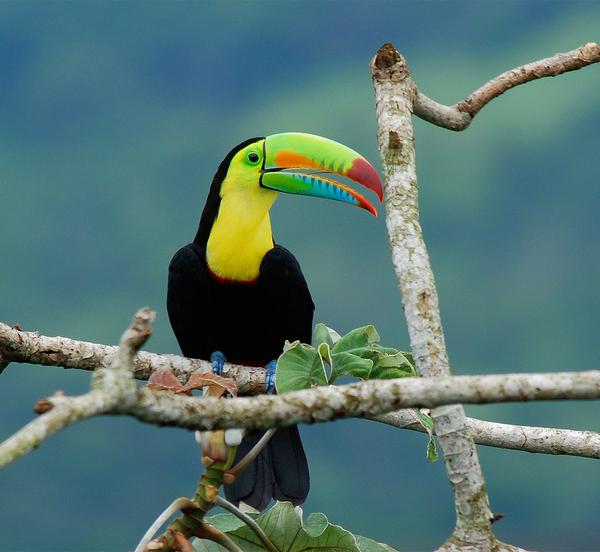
206, 139, 278, 282
219, 139, 278, 214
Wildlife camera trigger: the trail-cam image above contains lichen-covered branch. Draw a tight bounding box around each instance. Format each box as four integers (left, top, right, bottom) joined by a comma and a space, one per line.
370, 40, 599, 551
0, 308, 154, 468
414, 42, 600, 130
0, 314, 600, 464
375, 411, 600, 459
0, 390, 108, 468
3, 366, 600, 470
370, 42, 495, 549
0, 321, 265, 394
125, 370, 600, 430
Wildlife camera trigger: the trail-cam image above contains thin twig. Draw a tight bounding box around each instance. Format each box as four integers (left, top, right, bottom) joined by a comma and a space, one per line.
414, 42, 600, 130
200, 522, 244, 552
374, 410, 600, 459
227, 429, 276, 478
135, 497, 198, 552
214, 496, 278, 552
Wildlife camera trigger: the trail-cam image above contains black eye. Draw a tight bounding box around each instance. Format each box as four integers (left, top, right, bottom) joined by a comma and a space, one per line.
247, 152, 260, 164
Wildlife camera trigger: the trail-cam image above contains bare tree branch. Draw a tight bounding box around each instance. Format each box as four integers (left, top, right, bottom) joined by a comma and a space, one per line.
0, 309, 153, 468
370, 40, 599, 551
414, 42, 600, 130
370, 42, 495, 548
3, 366, 600, 470
127, 370, 600, 431
2, 318, 600, 466
0, 321, 265, 394
375, 411, 600, 459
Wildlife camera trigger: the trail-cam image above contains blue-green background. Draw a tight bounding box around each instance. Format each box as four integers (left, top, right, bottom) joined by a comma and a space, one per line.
1, 2, 599, 550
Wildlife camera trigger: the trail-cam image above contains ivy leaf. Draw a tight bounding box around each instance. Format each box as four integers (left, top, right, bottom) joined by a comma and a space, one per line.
194, 502, 399, 552
413, 408, 438, 462
276, 341, 327, 394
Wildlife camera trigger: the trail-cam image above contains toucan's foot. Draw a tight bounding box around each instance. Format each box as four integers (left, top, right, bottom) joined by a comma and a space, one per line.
265, 360, 277, 394
210, 351, 226, 376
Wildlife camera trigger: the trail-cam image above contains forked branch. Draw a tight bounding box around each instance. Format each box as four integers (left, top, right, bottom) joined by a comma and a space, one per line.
414, 42, 600, 130
370, 40, 600, 551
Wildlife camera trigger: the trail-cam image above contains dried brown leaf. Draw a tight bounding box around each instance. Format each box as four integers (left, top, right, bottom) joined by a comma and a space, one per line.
148, 369, 186, 394
182, 372, 238, 397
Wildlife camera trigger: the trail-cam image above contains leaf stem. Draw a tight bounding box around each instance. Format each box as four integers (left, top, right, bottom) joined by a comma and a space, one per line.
134, 497, 198, 552
201, 522, 245, 552
214, 495, 279, 552
227, 428, 276, 478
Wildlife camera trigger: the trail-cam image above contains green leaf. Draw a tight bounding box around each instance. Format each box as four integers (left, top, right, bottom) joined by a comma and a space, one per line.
194, 502, 360, 552
194, 502, 401, 552
204, 512, 246, 533
275, 341, 327, 394
303, 511, 328, 537
413, 409, 438, 462
329, 351, 373, 383
331, 325, 380, 354
333, 347, 415, 382
313, 323, 341, 349
355, 535, 400, 551
318, 342, 333, 369
426, 438, 438, 462
369, 350, 416, 380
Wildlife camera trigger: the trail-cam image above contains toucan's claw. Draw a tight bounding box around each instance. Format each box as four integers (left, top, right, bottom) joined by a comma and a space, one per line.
265, 360, 277, 394
211, 351, 226, 376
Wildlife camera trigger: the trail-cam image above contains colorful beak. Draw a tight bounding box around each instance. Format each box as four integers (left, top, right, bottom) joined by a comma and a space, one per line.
260, 132, 382, 216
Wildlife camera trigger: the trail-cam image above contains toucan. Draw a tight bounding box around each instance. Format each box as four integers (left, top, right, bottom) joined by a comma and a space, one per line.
167, 132, 382, 510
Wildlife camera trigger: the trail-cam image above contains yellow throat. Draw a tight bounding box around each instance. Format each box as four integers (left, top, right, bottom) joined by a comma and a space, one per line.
206, 181, 277, 282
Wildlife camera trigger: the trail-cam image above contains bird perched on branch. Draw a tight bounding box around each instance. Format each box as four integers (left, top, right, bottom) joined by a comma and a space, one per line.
167, 132, 382, 510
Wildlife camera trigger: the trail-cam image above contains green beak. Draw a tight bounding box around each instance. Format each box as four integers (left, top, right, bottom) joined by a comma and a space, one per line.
260, 132, 383, 216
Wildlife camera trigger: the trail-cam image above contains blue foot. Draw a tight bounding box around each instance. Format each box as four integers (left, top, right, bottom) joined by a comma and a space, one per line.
210, 351, 226, 376
265, 360, 277, 394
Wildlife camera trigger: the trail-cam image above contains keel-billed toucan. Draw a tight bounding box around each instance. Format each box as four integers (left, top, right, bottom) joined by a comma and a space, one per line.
167, 132, 382, 510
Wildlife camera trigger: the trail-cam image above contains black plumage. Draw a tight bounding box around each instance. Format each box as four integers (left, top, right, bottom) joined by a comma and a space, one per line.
167, 139, 313, 510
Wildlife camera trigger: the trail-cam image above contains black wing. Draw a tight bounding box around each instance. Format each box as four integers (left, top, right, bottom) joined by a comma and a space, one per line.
167, 242, 216, 360
256, 244, 314, 349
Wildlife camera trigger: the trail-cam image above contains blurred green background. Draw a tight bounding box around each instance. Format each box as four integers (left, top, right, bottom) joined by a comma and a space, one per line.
1, 1, 599, 550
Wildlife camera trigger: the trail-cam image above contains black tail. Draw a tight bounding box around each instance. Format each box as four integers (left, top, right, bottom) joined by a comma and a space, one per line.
224, 425, 309, 511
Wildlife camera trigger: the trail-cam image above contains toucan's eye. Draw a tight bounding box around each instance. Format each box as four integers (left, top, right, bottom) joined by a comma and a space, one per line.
246, 151, 260, 165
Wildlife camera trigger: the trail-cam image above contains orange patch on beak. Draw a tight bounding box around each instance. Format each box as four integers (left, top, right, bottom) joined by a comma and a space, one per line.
273, 151, 324, 170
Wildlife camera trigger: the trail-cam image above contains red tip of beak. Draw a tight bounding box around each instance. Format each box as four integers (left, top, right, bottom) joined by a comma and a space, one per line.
347, 158, 383, 202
